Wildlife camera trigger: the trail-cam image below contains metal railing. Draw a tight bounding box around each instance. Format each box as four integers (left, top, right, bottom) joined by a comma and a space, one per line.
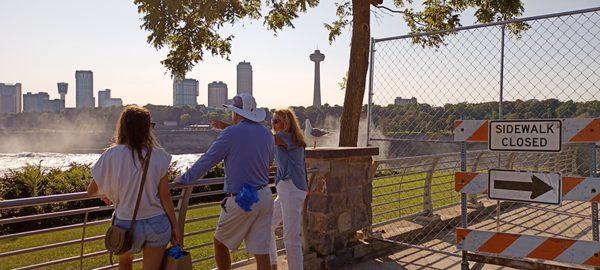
370, 147, 582, 229
0, 176, 292, 270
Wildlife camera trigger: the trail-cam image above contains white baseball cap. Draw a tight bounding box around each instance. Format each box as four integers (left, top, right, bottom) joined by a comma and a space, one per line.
223, 93, 266, 122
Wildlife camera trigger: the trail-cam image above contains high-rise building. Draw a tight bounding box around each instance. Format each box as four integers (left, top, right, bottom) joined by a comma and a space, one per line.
208, 81, 228, 108
98, 89, 123, 107
57, 82, 68, 110
24, 92, 65, 113
75, 70, 94, 108
0, 83, 22, 114
173, 78, 199, 107
236, 61, 252, 96
310, 50, 325, 107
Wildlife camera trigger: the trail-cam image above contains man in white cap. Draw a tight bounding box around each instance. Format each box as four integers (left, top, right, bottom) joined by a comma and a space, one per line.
176, 93, 274, 270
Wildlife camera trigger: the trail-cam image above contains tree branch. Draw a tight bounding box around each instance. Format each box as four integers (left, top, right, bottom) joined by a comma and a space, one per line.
375, 5, 405, 14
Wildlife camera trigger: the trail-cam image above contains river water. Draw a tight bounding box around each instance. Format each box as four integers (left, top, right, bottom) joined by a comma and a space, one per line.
0, 152, 203, 175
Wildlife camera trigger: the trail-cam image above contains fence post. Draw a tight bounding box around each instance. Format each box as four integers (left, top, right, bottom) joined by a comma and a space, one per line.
176, 186, 193, 246
422, 157, 440, 217
460, 142, 469, 270
366, 37, 376, 147
591, 144, 598, 241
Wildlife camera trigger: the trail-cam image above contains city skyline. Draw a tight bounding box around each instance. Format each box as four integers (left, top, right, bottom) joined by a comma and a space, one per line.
1, 1, 598, 108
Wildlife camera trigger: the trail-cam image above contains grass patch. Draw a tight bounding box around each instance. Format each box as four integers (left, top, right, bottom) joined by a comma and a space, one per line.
1, 170, 461, 269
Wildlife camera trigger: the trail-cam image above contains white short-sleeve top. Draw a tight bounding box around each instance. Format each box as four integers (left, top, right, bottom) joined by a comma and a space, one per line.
92, 145, 172, 220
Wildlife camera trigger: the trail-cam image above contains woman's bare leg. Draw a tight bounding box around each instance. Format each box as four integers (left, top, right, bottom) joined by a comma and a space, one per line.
118, 252, 133, 270
143, 246, 166, 270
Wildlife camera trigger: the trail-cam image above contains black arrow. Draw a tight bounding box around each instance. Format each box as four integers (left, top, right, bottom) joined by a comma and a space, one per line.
494, 175, 554, 200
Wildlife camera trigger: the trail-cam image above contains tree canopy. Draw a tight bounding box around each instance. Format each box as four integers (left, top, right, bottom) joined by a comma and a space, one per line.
134, 0, 526, 146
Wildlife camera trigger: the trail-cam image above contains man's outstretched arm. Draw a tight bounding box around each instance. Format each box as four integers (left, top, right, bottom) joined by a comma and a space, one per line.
177, 129, 231, 183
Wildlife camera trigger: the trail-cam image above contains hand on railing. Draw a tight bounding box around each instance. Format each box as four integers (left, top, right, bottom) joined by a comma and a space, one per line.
100, 196, 112, 205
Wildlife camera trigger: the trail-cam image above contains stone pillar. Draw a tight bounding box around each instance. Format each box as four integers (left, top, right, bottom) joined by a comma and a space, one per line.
302, 147, 379, 269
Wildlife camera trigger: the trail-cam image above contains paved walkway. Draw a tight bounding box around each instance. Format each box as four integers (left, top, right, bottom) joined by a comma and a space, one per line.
236, 200, 593, 269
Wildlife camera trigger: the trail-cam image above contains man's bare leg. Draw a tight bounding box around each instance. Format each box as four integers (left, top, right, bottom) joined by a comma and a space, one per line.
255, 254, 271, 270
214, 238, 231, 270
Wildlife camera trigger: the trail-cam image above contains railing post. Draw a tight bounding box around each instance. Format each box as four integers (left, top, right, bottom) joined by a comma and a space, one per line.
80, 212, 89, 270
398, 167, 408, 218
176, 186, 193, 246
422, 157, 440, 217
365, 160, 379, 238
505, 153, 517, 169
468, 153, 484, 206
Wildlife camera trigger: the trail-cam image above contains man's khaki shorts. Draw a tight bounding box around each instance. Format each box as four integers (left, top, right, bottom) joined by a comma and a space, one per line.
214, 187, 274, 255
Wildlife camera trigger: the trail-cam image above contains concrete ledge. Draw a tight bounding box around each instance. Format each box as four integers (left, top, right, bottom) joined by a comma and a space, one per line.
305, 147, 379, 159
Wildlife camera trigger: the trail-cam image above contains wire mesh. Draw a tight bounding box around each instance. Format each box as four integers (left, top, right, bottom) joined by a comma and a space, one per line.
367, 7, 600, 268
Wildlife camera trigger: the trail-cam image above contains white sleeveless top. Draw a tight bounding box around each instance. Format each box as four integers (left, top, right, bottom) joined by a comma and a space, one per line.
91, 145, 172, 220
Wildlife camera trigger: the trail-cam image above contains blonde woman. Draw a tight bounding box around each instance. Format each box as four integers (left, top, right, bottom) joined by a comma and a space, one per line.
269, 109, 308, 270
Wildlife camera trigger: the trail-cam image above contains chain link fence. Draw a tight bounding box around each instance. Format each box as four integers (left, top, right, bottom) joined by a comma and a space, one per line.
367, 7, 600, 268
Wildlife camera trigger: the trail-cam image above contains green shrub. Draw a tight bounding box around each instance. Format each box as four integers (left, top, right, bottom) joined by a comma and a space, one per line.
0, 162, 225, 234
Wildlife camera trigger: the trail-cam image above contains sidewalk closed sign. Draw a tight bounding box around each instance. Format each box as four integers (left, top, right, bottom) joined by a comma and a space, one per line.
489, 120, 562, 152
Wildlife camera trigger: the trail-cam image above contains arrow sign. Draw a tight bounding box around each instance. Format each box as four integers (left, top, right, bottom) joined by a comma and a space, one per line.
488, 169, 562, 205
494, 175, 554, 200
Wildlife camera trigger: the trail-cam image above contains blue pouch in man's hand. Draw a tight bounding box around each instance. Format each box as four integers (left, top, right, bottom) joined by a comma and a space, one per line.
235, 184, 259, 212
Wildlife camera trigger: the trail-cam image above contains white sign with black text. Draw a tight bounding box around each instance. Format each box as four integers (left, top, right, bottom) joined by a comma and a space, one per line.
489, 119, 562, 152
488, 169, 562, 205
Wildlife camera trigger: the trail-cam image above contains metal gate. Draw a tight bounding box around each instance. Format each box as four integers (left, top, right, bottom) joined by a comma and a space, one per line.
366, 7, 600, 268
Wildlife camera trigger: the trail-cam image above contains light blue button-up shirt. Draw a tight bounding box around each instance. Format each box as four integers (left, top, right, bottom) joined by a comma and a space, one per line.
274, 131, 308, 191
178, 120, 274, 193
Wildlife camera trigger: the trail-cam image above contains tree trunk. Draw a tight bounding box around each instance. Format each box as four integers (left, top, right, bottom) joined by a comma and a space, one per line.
338, 0, 371, 147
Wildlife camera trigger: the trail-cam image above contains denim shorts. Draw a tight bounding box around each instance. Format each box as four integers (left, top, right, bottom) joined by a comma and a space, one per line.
115, 214, 171, 253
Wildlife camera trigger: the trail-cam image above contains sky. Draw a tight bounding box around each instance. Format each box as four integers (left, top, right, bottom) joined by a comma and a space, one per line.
1, 0, 599, 108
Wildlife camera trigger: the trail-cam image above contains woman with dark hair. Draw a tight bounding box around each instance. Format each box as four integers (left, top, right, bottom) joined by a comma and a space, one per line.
88, 105, 180, 270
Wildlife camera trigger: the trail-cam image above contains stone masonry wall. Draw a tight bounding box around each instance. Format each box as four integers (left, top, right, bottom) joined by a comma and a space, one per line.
302, 147, 378, 269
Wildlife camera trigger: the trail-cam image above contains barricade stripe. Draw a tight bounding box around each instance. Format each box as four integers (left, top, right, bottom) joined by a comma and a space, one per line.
562, 177, 584, 195
462, 230, 495, 252
456, 228, 470, 244
467, 120, 489, 142
454, 120, 463, 129
556, 240, 600, 265
527, 238, 577, 261
563, 177, 600, 202
591, 193, 600, 203
501, 234, 546, 258
457, 229, 600, 267
477, 233, 519, 254
584, 252, 600, 266
569, 118, 600, 142
454, 172, 478, 192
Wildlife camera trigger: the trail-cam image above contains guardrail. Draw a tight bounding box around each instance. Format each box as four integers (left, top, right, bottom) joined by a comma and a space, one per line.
0, 175, 295, 270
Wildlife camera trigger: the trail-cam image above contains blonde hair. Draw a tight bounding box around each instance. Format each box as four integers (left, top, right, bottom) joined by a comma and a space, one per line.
273, 108, 307, 148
